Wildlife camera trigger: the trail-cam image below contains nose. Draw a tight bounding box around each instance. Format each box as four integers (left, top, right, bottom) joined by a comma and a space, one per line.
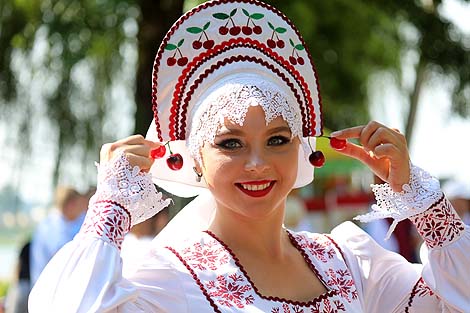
244, 147, 269, 173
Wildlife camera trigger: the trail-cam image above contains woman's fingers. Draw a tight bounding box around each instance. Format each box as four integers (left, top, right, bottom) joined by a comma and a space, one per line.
331, 121, 410, 192
100, 135, 163, 170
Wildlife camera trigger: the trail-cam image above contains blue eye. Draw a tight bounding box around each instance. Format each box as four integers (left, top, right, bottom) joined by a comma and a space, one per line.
216, 139, 242, 150
268, 136, 290, 146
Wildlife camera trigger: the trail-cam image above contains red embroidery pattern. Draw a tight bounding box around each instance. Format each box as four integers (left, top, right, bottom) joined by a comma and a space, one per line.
181, 240, 230, 270
410, 196, 465, 248
206, 273, 255, 308
270, 298, 346, 313
169, 231, 358, 312
291, 233, 358, 304
324, 269, 358, 303
80, 201, 131, 250
294, 233, 336, 263
405, 278, 440, 312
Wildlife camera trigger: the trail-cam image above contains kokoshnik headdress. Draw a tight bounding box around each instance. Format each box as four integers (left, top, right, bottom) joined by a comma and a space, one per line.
146, 0, 325, 245
146, 0, 324, 200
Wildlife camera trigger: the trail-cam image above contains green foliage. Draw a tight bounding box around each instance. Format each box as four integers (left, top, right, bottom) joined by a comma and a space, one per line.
0, 280, 9, 297
265, 0, 403, 131
0, 0, 139, 185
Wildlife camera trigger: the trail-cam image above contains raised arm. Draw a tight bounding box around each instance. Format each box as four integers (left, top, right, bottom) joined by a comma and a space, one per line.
28, 136, 172, 312
331, 122, 469, 312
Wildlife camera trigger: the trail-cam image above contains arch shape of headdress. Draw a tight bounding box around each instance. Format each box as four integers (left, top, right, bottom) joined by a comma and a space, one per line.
146, 0, 323, 196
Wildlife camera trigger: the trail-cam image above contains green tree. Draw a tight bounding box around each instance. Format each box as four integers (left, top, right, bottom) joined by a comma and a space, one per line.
370, 0, 470, 145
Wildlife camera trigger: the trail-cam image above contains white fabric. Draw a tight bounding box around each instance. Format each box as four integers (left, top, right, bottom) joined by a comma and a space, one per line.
92, 152, 172, 227
28, 155, 470, 312
355, 164, 443, 239
28, 222, 470, 312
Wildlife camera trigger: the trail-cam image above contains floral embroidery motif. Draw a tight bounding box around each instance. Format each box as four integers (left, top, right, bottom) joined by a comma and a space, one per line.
80, 201, 130, 250
180, 240, 230, 270
405, 278, 440, 312
169, 231, 358, 312
410, 196, 465, 248
206, 273, 254, 308
324, 269, 357, 303
294, 233, 336, 263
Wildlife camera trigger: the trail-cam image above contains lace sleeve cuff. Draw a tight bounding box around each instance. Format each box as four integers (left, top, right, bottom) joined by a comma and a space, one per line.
80, 152, 172, 249
354, 164, 443, 239
90, 152, 172, 227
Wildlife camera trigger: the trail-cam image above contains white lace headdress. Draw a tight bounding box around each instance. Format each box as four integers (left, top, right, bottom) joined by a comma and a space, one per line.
145, 0, 323, 244
146, 0, 323, 196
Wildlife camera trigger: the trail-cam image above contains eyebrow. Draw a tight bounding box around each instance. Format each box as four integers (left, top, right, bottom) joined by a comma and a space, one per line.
217, 126, 292, 136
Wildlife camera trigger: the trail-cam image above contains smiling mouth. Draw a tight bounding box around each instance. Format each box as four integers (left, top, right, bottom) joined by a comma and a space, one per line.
235, 180, 275, 197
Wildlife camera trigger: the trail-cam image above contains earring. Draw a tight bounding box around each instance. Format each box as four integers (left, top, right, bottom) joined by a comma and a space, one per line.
193, 167, 203, 182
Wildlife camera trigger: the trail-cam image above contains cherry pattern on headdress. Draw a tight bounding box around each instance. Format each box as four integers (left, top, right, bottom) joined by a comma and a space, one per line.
149, 0, 325, 180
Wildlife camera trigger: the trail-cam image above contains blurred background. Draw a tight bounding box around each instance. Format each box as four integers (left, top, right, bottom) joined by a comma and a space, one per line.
1, 0, 469, 310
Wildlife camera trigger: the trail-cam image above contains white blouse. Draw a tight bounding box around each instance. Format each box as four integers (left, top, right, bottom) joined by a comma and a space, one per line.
28, 155, 470, 312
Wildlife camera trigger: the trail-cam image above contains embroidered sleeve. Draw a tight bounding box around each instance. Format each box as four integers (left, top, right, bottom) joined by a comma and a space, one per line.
354, 164, 443, 239
80, 152, 172, 249
409, 196, 465, 249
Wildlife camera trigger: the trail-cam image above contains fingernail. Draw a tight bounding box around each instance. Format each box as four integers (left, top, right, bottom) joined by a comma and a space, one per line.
330, 130, 342, 137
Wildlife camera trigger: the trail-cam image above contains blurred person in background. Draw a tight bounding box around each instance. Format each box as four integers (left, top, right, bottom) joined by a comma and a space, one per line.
30, 186, 86, 285
4, 241, 31, 313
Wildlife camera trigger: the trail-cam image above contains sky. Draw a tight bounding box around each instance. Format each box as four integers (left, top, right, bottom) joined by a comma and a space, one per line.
0, 0, 469, 208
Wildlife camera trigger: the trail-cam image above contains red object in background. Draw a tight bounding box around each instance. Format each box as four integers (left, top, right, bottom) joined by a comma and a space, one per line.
305, 192, 373, 212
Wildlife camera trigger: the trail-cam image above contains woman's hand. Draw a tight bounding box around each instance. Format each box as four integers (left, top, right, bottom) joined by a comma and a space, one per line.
330, 121, 410, 192
100, 135, 162, 172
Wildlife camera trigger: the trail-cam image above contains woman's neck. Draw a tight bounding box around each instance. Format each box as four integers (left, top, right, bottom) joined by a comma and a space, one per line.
208, 205, 290, 260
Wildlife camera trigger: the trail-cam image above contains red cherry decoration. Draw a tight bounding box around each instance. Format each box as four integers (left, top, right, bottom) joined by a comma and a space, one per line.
242, 26, 252, 35
167, 153, 184, 170
150, 145, 166, 159
177, 57, 188, 66
309, 151, 325, 167
267, 39, 276, 49
192, 40, 202, 49
167, 57, 176, 66
329, 137, 347, 150
203, 39, 215, 49
253, 25, 262, 34
219, 26, 229, 35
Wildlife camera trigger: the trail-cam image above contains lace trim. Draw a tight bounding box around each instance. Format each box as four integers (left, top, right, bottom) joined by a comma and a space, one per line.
410, 196, 465, 248
90, 152, 172, 227
354, 164, 443, 239
187, 80, 303, 163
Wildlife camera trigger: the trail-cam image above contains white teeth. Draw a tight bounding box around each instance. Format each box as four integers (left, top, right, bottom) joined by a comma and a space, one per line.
240, 183, 271, 191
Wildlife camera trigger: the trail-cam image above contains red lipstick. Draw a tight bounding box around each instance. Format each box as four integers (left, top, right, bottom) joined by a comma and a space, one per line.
235, 180, 275, 198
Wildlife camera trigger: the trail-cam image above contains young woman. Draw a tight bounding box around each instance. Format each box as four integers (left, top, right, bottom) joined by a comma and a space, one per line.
29, 0, 469, 312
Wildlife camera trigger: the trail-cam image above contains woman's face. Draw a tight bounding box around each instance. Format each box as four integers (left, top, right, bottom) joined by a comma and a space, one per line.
199, 105, 300, 221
